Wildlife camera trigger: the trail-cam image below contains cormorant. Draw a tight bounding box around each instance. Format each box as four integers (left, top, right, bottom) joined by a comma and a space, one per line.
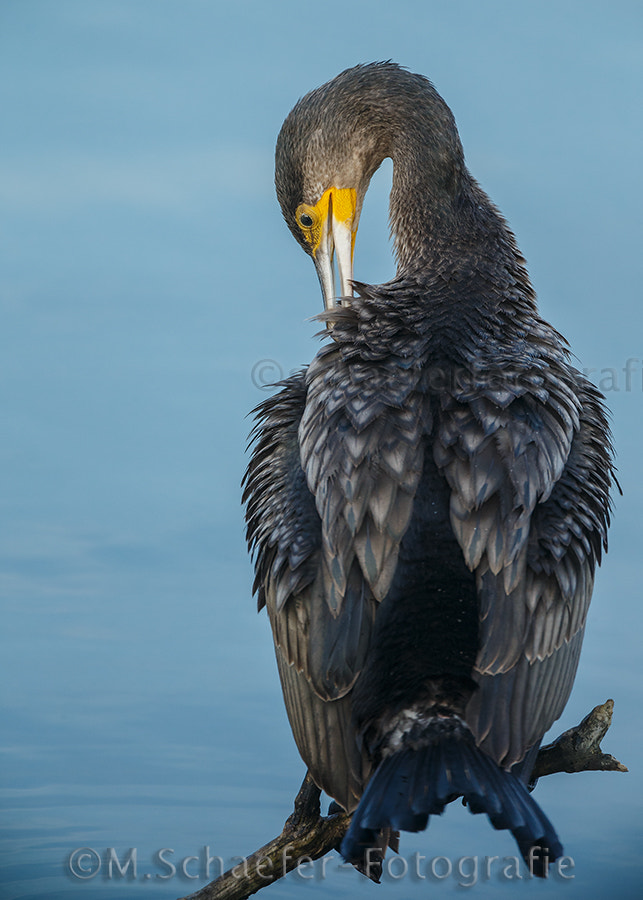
243, 62, 614, 875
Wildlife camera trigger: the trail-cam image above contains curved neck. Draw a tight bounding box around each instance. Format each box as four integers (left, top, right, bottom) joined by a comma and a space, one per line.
387, 142, 509, 279
389, 151, 464, 272
361, 90, 519, 284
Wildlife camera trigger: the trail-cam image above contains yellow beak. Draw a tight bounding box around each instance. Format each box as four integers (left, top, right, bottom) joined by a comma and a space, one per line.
297, 188, 357, 310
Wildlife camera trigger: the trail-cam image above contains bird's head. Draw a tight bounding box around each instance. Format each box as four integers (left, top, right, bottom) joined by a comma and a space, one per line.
275, 64, 398, 310
275, 63, 469, 307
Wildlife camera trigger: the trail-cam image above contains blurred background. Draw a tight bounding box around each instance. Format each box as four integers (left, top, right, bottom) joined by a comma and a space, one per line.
1, 1, 641, 898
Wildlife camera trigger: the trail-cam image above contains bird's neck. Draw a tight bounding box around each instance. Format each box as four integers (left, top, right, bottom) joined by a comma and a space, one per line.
387, 138, 526, 298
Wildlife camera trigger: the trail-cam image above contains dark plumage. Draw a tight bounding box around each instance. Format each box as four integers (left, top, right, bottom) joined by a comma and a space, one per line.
243, 62, 615, 875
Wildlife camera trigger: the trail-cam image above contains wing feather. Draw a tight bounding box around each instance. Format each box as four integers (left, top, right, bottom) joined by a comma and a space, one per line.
244, 332, 431, 796
300, 338, 426, 608
275, 644, 369, 812
435, 345, 613, 767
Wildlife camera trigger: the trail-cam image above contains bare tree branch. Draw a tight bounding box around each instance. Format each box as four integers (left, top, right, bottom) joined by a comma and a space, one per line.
178, 773, 351, 900
177, 699, 626, 900
531, 698, 628, 780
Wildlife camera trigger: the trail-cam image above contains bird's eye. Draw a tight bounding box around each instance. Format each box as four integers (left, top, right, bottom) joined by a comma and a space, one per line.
295, 203, 320, 239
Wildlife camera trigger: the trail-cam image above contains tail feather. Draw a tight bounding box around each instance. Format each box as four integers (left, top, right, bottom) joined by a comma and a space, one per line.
361, 749, 429, 832
342, 719, 562, 877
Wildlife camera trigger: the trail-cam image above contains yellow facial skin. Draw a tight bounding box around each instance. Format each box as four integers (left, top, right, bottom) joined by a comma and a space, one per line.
295, 188, 357, 309
295, 188, 357, 256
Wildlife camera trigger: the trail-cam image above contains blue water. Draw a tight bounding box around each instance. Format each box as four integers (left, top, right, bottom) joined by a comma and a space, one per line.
2, 2, 642, 899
